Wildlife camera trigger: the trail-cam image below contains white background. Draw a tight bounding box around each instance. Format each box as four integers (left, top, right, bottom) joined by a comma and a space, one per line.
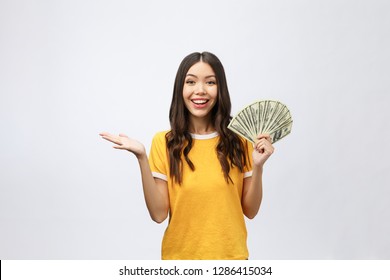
1, 0, 389, 259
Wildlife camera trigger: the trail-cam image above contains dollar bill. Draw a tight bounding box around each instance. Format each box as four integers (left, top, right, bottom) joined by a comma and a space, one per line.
228, 100, 292, 144
269, 121, 293, 143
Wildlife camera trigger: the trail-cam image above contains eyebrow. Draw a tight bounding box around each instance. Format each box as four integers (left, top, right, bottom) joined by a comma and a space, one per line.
186, 74, 216, 79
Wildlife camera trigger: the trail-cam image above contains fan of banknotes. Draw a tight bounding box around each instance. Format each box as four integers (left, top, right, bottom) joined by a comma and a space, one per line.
228, 100, 293, 144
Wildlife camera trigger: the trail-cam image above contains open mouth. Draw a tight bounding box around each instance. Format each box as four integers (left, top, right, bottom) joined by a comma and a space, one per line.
191, 99, 209, 105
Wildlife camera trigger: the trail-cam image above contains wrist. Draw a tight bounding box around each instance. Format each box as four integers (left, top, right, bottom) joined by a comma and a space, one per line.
252, 164, 264, 174
136, 151, 148, 162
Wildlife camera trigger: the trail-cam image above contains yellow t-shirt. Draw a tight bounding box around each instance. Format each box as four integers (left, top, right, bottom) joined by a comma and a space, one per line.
148, 131, 253, 260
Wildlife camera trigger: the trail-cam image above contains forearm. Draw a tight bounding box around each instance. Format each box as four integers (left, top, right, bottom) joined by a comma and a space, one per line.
137, 154, 169, 223
242, 166, 263, 219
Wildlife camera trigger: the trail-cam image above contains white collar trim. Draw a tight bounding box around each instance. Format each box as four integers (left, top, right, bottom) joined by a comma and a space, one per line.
190, 131, 219, 139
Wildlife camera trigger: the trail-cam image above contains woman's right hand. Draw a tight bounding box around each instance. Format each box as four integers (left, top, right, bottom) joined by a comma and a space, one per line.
99, 132, 146, 159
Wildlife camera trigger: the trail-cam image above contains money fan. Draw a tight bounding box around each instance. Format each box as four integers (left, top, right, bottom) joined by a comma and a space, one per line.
228, 100, 293, 144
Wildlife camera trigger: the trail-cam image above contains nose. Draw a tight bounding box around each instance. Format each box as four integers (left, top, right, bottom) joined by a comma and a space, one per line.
194, 82, 206, 95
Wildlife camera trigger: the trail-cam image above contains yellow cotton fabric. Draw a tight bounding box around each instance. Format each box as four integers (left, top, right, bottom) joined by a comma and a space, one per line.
148, 131, 253, 260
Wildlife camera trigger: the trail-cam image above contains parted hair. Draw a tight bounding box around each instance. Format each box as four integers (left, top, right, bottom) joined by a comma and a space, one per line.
166, 52, 250, 184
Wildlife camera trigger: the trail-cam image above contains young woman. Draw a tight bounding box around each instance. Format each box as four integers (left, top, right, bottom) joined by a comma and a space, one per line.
100, 52, 274, 260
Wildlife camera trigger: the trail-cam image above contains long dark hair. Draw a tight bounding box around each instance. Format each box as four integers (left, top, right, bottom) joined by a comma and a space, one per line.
166, 52, 249, 184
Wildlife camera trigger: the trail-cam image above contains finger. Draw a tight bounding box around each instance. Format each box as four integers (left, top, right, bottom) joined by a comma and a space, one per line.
100, 134, 114, 142
257, 139, 273, 149
259, 143, 274, 155
257, 133, 272, 143
119, 133, 128, 138
101, 135, 122, 145
113, 145, 126, 149
99, 132, 114, 137
100, 132, 114, 140
255, 142, 265, 153
256, 141, 274, 153
256, 133, 269, 139
255, 138, 267, 147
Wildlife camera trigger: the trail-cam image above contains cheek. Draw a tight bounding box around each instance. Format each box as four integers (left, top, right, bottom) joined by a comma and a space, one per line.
210, 88, 218, 100
182, 86, 192, 99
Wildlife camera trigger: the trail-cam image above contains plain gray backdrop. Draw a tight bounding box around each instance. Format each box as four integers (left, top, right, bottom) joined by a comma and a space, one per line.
1, 0, 389, 259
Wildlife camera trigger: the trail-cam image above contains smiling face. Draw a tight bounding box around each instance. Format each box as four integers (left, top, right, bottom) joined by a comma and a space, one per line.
182, 62, 218, 123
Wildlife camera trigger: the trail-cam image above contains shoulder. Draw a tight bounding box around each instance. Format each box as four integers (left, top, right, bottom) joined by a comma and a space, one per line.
153, 130, 169, 139
151, 130, 170, 146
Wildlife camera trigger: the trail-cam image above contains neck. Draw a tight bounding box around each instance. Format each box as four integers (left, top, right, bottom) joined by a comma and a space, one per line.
188, 116, 215, 135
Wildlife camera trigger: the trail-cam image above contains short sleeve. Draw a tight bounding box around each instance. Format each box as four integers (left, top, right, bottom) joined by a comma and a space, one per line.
243, 139, 254, 178
148, 131, 169, 181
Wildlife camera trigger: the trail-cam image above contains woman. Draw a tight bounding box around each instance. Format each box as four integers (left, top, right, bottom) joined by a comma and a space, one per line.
100, 52, 274, 259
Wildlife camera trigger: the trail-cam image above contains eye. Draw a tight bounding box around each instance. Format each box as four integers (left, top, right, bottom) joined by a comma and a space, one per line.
206, 80, 216, 85
185, 80, 195, 85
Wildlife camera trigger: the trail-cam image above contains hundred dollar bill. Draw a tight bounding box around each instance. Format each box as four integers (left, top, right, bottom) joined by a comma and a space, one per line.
269, 121, 293, 143
228, 100, 292, 144
228, 120, 256, 143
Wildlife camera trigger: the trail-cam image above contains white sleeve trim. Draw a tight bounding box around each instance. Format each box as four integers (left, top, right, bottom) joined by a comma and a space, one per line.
152, 172, 168, 181
244, 170, 253, 178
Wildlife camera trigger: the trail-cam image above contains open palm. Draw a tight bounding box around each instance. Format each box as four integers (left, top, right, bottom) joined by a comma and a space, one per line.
99, 132, 146, 158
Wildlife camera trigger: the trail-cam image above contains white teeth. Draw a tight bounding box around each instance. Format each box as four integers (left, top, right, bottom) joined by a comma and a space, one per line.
192, 100, 208, 104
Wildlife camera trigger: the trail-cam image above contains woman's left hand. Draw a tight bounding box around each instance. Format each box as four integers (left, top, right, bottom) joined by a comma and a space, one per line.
252, 134, 274, 167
